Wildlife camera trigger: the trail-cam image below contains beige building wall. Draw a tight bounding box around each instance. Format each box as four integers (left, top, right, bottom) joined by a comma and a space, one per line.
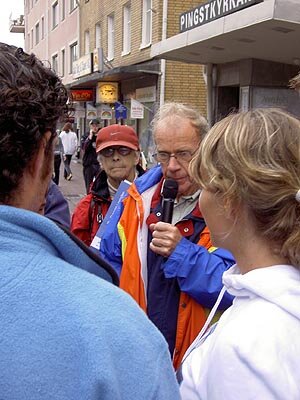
164, 0, 207, 114
79, 0, 207, 115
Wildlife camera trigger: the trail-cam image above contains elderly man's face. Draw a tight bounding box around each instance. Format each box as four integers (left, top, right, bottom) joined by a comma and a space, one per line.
154, 117, 200, 198
99, 146, 140, 188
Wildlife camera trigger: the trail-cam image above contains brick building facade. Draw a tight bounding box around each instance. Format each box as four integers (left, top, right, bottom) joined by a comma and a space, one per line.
71, 0, 208, 161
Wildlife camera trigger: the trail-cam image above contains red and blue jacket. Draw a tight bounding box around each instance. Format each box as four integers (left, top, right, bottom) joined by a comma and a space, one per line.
99, 165, 235, 369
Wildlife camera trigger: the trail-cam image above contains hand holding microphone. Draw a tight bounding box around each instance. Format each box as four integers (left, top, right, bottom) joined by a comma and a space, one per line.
150, 179, 182, 257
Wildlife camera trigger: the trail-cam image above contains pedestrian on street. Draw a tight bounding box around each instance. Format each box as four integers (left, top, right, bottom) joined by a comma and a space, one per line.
59, 122, 77, 181
81, 118, 101, 193
0, 42, 180, 400
52, 131, 64, 185
99, 102, 235, 369
179, 108, 300, 400
71, 124, 145, 246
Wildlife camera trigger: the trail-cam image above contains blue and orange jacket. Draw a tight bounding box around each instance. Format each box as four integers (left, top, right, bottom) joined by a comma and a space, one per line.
99, 165, 234, 369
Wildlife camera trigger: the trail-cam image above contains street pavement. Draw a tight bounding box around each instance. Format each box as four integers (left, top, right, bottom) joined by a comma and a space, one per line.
58, 157, 86, 215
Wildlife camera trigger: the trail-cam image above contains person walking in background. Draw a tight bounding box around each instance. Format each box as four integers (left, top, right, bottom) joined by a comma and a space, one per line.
52, 131, 64, 185
0, 42, 181, 400
81, 118, 101, 193
99, 102, 235, 369
179, 108, 300, 400
59, 122, 77, 181
72, 124, 145, 246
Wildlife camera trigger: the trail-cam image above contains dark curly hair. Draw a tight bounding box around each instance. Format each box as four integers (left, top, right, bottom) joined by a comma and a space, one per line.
0, 43, 70, 203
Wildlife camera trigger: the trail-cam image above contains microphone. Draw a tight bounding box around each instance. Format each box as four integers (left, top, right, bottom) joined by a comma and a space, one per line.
161, 179, 178, 223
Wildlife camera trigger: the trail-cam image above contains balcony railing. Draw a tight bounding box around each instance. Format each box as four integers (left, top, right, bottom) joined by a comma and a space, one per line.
9, 14, 25, 34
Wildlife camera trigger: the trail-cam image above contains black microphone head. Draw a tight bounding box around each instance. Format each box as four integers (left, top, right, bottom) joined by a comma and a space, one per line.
162, 179, 178, 200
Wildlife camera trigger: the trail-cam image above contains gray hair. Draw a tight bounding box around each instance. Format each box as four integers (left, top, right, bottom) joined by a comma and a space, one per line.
151, 102, 208, 140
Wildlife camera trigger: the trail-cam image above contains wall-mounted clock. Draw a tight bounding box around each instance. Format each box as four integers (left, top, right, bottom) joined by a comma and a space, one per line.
98, 82, 118, 103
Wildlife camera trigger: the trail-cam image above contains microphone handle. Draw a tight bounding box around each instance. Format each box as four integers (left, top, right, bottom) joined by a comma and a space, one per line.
161, 198, 175, 224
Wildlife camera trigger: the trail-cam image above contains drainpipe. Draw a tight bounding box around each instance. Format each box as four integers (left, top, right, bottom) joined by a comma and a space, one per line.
206, 63, 213, 128
160, 0, 168, 106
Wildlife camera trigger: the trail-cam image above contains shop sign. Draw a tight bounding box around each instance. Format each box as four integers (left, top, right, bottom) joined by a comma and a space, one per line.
97, 82, 118, 103
130, 99, 144, 119
71, 89, 94, 102
93, 48, 104, 73
180, 0, 263, 33
100, 104, 113, 119
115, 102, 128, 120
73, 54, 93, 79
136, 86, 156, 103
87, 103, 97, 119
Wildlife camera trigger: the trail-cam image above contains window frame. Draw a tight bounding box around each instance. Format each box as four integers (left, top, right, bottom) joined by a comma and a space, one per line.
52, 53, 59, 74
35, 22, 40, 45
52, 1, 59, 30
122, 3, 131, 56
95, 23, 101, 49
141, 0, 152, 48
69, 41, 78, 74
107, 14, 115, 61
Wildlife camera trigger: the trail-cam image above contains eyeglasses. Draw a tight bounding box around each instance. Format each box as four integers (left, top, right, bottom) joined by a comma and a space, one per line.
100, 146, 133, 158
152, 150, 197, 164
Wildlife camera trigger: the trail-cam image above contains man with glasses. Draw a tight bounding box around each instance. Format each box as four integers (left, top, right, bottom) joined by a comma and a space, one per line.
99, 103, 235, 369
71, 124, 145, 246
0, 43, 180, 399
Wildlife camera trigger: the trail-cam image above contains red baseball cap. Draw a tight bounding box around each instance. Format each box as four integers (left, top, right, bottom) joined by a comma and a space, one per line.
96, 124, 139, 153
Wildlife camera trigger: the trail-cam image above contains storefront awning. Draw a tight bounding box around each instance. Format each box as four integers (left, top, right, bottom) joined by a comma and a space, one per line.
151, 0, 300, 66
66, 59, 161, 90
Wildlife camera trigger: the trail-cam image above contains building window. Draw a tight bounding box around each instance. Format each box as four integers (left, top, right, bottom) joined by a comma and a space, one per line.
52, 54, 58, 74
35, 22, 40, 45
61, 0, 66, 20
70, 41, 78, 74
61, 49, 65, 77
84, 30, 90, 55
95, 23, 101, 49
41, 16, 45, 39
122, 3, 131, 55
70, 0, 77, 12
141, 0, 152, 47
107, 14, 114, 61
52, 1, 58, 29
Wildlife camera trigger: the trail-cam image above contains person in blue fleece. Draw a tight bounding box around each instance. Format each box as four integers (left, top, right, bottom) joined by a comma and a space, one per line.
0, 42, 180, 399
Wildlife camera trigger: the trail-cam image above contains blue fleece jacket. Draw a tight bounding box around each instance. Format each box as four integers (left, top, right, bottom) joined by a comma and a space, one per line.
0, 205, 180, 399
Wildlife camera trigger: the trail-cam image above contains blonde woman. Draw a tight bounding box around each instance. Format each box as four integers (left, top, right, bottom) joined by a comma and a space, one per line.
179, 108, 300, 400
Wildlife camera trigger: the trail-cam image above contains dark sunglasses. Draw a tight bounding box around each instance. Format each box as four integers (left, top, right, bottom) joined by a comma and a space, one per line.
100, 146, 133, 157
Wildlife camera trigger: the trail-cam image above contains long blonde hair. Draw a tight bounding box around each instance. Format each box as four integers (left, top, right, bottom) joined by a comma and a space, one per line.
190, 108, 300, 267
